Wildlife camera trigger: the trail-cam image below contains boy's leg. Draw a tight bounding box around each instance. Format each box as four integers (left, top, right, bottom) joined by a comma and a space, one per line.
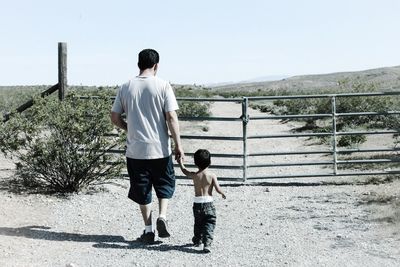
202, 204, 216, 247
192, 205, 203, 245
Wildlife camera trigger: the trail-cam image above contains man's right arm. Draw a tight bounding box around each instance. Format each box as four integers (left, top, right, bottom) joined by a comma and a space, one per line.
110, 112, 127, 131
166, 110, 184, 161
111, 86, 127, 131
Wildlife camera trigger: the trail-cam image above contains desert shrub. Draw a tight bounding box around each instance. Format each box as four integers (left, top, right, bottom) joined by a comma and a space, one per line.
311, 126, 332, 144
218, 89, 276, 98
0, 86, 44, 117
272, 97, 331, 116
172, 86, 213, 118
177, 101, 210, 117
1, 85, 119, 120
269, 82, 399, 128
0, 92, 124, 193
253, 82, 400, 146
250, 103, 273, 113
174, 86, 215, 98
337, 134, 367, 147
336, 86, 395, 127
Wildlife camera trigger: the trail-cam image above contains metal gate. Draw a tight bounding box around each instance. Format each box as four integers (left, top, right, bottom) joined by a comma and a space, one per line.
177, 91, 400, 181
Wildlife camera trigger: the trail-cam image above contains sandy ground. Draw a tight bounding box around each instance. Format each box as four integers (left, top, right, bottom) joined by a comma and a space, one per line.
0, 102, 399, 266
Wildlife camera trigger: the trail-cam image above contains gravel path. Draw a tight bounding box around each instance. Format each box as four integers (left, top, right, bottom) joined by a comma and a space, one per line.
0, 102, 399, 266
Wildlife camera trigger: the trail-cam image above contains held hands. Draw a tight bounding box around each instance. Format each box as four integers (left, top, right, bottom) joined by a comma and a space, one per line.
174, 146, 184, 162
177, 157, 184, 166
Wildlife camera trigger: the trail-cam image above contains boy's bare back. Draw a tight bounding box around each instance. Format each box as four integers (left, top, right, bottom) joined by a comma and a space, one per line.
192, 170, 216, 197
178, 158, 226, 199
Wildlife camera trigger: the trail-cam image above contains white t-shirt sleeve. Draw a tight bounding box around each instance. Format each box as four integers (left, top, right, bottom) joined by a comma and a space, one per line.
164, 83, 179, 112
111, 86, 124, 114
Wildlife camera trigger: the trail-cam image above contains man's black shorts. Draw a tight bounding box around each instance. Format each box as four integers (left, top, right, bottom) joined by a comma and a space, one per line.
126, 155, 175, 205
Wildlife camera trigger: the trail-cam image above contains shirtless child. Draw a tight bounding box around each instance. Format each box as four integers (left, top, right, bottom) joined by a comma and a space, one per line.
178, 149, 226, 253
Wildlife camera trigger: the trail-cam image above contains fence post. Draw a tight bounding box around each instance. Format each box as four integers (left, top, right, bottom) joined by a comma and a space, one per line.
331, 96, 338, 174
58, 42, 67, 100
242, 97, 249, 182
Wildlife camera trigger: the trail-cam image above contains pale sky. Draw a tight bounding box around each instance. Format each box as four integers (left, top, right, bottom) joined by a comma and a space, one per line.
1, 0, 399, 86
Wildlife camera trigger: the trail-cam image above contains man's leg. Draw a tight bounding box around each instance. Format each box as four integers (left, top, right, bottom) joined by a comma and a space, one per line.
153, 156, 175, 238
156, 198, 170, 238
158, 198, 168, 219
136, 204, 155, 243
126, 158, 154, 243
140, 203, 153, 229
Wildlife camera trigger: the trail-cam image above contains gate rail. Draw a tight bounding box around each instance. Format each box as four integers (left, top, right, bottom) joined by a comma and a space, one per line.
176, 91, 400, 181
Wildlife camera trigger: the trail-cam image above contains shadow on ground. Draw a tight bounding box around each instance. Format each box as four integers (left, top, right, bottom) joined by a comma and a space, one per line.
0, 173, 126, 196
180, 177, 395, 188
0, 176, 71, 196
0, 225, 204, 254
0, 174, 37, 194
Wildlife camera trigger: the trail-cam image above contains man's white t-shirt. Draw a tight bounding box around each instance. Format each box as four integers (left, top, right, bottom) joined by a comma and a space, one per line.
111, 76, 179, 160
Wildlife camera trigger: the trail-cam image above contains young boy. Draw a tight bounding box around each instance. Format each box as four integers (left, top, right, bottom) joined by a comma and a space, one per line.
178, 149, 226, 253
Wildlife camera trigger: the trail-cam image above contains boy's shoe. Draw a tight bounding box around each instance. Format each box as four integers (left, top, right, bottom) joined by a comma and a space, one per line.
156, 217, 170, 238
137, 231, 155, 244
203, 244, 211, 253
192, 236, 202, 247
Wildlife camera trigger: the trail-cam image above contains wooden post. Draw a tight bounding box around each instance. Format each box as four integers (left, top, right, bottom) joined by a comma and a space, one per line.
58, 42, 67, 100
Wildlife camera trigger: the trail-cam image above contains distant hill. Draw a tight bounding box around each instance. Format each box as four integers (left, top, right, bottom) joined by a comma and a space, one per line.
2, 66, 400, 95
211, 66, 400, 93
204, 75, 290, 87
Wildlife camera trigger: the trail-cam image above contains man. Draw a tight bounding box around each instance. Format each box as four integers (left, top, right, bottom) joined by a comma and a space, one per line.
111, 49, 184, 243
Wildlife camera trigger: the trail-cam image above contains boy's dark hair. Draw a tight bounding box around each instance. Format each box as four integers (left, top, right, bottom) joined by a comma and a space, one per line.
194, 149, 211, 170
138, 49, 159, 70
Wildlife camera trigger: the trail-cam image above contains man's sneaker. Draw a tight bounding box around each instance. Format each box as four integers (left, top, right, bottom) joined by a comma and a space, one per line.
156, 217, 170, 238
137, 231, 155, 244
192, 236, 202, 247
203, 244, 211, 253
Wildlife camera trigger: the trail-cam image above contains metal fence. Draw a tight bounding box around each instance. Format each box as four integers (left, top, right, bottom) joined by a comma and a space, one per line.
176, 91, 400, 181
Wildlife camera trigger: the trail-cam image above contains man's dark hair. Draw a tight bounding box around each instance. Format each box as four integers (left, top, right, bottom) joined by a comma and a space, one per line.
194, 149, 211, 170
138, 49, 159, 70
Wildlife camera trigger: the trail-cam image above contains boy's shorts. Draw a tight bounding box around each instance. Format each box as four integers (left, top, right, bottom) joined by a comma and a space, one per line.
126, 155, 175, 205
